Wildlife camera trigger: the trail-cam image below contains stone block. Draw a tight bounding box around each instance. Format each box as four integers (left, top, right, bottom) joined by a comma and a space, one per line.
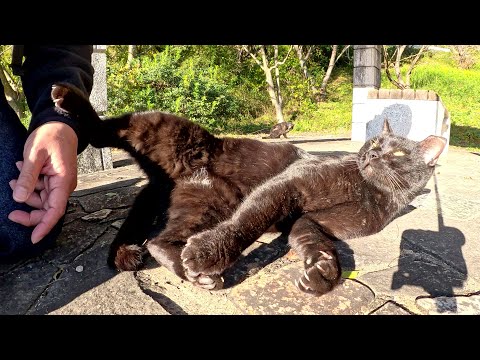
390, 89, 402, 99
378, 88, 390, 98
367, 89, 378, 99
415, 90, 429, 100
402, 89, 415, 100
428, 90, 439, 101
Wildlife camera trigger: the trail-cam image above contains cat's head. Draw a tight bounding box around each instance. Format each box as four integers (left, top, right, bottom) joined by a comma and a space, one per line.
357, 119, 447, 196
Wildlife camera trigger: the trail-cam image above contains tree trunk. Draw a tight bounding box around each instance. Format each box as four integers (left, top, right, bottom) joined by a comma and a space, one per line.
0, 64, 25, 119
260, 46, 285, 123
294, 45, 319, 98
127, 45, 136, 65
319, 45, 338, 100
395, 45, 406, 86
273, 46, 285, 123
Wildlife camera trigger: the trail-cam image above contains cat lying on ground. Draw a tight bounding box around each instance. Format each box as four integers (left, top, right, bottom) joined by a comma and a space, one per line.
52, 83, 446, 296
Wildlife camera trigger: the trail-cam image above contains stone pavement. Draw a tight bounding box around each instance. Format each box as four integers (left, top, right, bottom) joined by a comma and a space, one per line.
1, 136, 479, 315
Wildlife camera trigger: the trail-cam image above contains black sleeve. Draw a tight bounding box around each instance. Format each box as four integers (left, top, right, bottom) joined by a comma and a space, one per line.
20, 45, 94, 153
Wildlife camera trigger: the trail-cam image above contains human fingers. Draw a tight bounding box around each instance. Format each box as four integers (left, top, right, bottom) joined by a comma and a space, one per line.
15, 161, 45, 191
9, 180, 44, 209
13, 150, 46, 203
7, 208, 45, 227
31, 205, 65, 244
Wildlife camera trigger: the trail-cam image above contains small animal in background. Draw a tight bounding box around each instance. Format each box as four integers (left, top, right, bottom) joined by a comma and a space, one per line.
263, 121, 295, 139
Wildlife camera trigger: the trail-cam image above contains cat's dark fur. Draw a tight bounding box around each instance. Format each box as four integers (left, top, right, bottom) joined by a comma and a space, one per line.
52, 83, 446, 296
263, 121, 295, 139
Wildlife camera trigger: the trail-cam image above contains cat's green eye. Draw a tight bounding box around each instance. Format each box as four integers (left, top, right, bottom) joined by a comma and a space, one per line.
393, 151, 405, 156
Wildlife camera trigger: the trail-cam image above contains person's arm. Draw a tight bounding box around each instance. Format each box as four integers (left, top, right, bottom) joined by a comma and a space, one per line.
21, 45, 94, 153
8, 45, 95, 244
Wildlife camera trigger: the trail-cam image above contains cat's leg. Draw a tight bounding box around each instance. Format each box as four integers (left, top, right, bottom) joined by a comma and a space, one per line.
109, 176, 174, 271
181, 166, 303, 286
147, 227, 224, 290
288, 214, 342, 296
147, 174, 241, 290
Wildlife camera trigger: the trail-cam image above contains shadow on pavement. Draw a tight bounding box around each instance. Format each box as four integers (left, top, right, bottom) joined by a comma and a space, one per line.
391, 173, 467, 313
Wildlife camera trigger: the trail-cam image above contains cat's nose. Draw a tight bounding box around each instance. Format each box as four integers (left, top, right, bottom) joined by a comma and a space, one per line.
367, 151, 379, 161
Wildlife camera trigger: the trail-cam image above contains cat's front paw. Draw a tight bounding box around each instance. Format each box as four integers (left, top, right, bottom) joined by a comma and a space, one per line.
295, 250, 341, 296
181, 229, 237, 290
184, 272, 224, 290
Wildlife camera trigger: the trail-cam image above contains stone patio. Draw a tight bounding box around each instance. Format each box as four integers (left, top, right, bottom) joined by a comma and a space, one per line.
1, 136, 479, 315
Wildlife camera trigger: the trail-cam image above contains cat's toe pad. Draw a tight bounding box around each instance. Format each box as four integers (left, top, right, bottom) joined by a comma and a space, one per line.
184, 270, 224, 290
295, 251, 341, 296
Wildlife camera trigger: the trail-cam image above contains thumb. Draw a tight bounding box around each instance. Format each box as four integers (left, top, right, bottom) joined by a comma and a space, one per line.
13, 152, 45, 203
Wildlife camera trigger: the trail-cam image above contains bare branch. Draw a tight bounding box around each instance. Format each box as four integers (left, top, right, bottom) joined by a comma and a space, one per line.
383, 45, 405, 90
267, 45, 292, 71
334, 45, 351, 64
304, 46, 313, 61
319, 45, 338, 98
395, 45, 407, 84
405, 45, 428, 87
242, 45, 263, 67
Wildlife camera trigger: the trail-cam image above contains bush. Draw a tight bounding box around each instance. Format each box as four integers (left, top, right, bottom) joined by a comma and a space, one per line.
107, 46, 265, 133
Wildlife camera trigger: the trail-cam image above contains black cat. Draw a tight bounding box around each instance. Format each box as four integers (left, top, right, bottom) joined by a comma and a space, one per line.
181, 122, 446, 294
52, 83, 446, 296
51, 83, 305, 284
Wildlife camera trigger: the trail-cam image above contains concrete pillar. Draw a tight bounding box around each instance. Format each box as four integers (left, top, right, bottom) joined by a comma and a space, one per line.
351, 45, 382, 141
353, 45, 382, 89
77, 45, 113, 174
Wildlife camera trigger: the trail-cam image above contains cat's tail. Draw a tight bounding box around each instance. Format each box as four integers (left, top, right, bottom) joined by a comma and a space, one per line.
51, 82, 119, 148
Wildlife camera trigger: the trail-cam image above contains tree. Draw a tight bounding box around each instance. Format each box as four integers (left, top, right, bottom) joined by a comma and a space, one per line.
242, 45, 292, 123
449, 45, 476, 69
0, 45, 26, 119
127, 45, 136, 65
319, 45, 350, 100
383, 45, 428, 89
293, 45, 319, 99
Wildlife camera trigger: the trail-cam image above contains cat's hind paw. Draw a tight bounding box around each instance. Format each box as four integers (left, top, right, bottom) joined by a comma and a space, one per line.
295, 250, 341, 296
51, 82, 90, 115
109, 244, 148, 271
51, 84, 69, 108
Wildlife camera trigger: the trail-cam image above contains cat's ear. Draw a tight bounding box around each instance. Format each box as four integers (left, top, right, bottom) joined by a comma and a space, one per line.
382, 118, 393, 135
419, 136, 447, 166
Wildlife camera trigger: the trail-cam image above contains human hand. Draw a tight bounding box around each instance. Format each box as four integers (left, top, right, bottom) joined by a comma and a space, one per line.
8, 121, 78, 244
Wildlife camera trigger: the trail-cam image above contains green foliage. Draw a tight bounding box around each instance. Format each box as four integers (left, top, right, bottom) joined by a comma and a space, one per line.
107, 45, 266, 133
